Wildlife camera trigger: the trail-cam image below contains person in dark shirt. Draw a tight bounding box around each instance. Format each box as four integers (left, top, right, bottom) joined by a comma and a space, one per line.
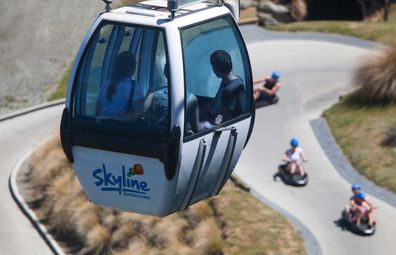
253, 71, 281, 101
209, 50, 246, 124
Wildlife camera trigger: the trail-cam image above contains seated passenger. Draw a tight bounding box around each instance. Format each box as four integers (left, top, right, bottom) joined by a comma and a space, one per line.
207, 50, 245, 124
145, 62, 199, 134
351, 192, 375, 227
253, 71, 281, 102
282, 138, 308, 176
346, 183, 362, 216
96, 51, 144, 119
347, 185, 376, 226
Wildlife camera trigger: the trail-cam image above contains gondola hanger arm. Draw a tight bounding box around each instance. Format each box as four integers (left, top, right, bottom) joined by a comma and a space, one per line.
102, 0, 113, 12
100, 0, 239, 21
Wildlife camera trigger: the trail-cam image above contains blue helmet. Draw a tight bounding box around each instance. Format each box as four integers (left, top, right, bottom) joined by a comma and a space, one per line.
271, 71, 280, 80
351, 183, 361, 191
290, 138, 299, 147
357, 192, 366, 200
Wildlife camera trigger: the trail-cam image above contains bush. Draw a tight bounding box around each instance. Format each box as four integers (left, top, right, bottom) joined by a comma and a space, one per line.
354, 42, 396, 104
381, 127, 396, 147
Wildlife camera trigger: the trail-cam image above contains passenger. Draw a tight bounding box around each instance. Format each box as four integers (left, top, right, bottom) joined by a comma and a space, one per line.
352, 192, 375, 227
146, 62, 169, 127
346, 183, 361, 213
96, 51, 144, 118
282, 138, 308, 176
347, 184, 375, 226
147, 62, 199, 134
207, 50, 245, 124
253, 71, 281, 102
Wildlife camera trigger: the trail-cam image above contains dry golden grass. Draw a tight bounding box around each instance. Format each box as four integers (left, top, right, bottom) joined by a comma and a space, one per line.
21, 137, 306, 255
192, 218, 223, 255
28, 136, 69, 193
354, 42, 396, 104
82, 225, 112, 254
325, 93, 396, 193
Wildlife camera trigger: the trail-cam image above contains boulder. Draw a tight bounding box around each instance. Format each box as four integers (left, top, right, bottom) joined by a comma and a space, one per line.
258, 0, 289, 14
258, 12, 280, 26
240, 0, 259, 9
290, 0, 307, 21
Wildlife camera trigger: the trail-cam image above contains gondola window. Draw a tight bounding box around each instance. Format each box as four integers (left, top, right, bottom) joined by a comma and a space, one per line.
181, 16, 251, 137
72, 23, 170, 137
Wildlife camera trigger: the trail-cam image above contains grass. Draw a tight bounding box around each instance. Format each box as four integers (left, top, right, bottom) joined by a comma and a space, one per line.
20, 136, 306, 255
48, 66, 70, 101
268, 4, 396, 43
324, 93, 396, 193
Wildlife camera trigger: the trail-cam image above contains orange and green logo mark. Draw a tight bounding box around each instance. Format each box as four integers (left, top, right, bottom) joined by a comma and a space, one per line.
128, 164, 144, 176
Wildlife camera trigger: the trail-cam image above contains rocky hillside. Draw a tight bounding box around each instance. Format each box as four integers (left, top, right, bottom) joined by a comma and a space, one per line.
0, 1, 103, 115
241, 0, 307, 25
241, 0, 385, 25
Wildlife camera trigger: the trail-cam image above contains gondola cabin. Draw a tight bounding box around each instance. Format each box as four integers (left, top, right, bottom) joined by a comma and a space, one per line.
61, 0, 254, 217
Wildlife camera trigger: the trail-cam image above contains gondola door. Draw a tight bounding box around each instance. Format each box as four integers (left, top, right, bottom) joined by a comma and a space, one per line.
61, 20, 178, 216
171, 14, 254, 211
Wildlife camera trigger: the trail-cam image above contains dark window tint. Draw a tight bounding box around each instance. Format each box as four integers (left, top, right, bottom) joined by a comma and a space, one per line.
181, 16, 252, 137
72, 23, 169, 138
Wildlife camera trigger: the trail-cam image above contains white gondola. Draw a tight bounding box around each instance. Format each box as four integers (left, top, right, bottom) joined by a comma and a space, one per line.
60, 0, 254, 216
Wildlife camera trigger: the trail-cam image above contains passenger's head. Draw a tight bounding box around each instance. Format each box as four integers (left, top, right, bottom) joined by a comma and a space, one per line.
210, 50, 233, 77
271, 71, 280, 81
357, 192, 366, 201
107, 51, 136, 101
112, 51, 136, 81
351, 183, 361, 194
290, 138, 299, 148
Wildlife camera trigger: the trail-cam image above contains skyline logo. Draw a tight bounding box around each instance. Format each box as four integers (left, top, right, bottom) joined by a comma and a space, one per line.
92, 164, 151, 200
128, 164, 144, 176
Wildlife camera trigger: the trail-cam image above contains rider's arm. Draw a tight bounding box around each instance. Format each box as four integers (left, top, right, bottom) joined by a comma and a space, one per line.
350, 198, 357, 208
282, 152, 290, 162
301, 149, 308, 162
364, 198, 375, 210
253, 77, 269, 85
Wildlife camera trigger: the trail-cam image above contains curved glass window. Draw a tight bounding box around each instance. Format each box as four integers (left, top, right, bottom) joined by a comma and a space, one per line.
72, 23, 169, 138
181, 15, 252, 137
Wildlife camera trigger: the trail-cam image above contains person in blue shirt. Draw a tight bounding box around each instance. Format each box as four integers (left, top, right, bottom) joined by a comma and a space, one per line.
96, 51, 144, 119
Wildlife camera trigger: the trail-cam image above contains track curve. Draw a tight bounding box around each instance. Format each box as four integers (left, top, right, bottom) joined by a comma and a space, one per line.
0, 105, 63, 254
236, 27, 396, 255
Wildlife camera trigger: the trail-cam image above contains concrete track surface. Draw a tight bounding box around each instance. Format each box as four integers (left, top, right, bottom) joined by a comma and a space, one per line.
1, 25, 396, 254
0, 105, 63, 255
236, 29, 396, 255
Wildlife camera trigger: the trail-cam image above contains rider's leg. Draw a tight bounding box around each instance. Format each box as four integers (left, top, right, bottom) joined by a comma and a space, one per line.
355, 209, 362, 225
297, 163, 305, 176
253, 87, 261, 101
289, 163, 297, 174
368, 211, 374, 226
345, 205, 350, 214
